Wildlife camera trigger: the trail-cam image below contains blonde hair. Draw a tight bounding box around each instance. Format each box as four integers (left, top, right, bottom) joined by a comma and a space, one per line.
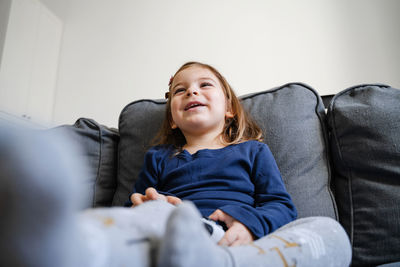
154, 61, 263, 148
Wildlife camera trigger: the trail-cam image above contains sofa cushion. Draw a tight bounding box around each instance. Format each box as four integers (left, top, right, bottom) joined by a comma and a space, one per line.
327, 84, 400, 266
115, 83, 337, 220
53, 118, 119, 208
240, 83, 337, 219
114, 99, 166, 205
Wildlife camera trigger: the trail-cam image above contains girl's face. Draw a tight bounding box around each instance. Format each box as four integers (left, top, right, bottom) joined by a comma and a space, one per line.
169, 65, 233, 136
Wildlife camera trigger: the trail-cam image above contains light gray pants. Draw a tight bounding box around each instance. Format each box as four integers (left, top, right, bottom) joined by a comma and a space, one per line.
78, 201, 352, 267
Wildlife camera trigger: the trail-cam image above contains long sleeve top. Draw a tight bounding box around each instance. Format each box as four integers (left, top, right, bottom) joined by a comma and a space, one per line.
128, 140, 297, 239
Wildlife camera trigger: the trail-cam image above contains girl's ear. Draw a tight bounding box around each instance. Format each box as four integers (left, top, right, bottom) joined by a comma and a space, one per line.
171, 121, 178, 129
225, 98, 234, 119
225, 110, 234, 118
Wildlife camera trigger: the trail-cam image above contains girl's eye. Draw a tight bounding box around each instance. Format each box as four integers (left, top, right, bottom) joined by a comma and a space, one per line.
200, 82, 212, 87
174, 88, 185, 95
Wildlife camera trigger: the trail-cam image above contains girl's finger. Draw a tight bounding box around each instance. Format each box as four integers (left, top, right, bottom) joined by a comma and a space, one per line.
231, 231, 252, 247
131, 193, 144, 206
218, 229, 237, 246
208, 209, 224, 221
145, 187, 159, 200
218, 236, 229, 246
166, 196, 182, 205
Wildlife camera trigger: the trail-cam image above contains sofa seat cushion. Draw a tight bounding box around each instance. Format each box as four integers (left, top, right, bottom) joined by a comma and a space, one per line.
52, 118, 119, 208
115, 82, 337, 220
327, 84, 400, 266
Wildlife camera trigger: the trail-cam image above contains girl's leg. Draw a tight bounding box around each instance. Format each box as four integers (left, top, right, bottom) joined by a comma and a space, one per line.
0, 127, 89, 267
230, 216, 352, 267
0, 127, 176, 267
158, 202, 352, 267
79, 201, 176, 267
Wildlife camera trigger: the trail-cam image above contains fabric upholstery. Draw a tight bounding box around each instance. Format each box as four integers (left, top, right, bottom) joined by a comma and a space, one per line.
327, 84, 400, 266
53, 118, 119, 208
115, 83, 337, 221
241, 83, 337, 219
114, 100, 165, 205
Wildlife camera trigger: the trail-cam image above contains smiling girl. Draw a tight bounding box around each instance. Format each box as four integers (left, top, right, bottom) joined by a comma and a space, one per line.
129, 61, 297, 246
124, 62, 350, 267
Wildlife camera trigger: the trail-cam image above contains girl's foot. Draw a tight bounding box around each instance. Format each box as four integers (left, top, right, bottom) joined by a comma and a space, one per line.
157, 201, 233, 267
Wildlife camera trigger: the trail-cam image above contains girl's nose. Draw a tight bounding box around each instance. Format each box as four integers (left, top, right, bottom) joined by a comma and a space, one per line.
186, 88, 199, 96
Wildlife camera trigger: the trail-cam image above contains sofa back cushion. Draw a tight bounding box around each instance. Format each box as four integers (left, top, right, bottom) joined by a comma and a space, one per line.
327, 84, 400, 266
114, 100, 165, 205
115, 83, 337, 220
52, 118, 119, 208
240, 83, 337, 219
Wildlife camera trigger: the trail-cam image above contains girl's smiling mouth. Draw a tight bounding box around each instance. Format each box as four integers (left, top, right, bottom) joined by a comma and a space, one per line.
184, 101, 206, 111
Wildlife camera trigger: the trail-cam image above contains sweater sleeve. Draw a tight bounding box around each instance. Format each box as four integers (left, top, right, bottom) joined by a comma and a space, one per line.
219, 143, 297, 239
124, 145, 177, 207
124, 146, 162, 206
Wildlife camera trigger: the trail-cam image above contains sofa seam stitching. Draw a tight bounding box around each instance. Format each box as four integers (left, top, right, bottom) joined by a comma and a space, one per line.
330, 91, 355, 246
313, 91, 339, 221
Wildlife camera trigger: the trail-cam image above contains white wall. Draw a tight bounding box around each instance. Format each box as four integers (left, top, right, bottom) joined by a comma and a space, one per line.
39, 0, 68, 20
0, 0, 12, 65
51, 0, 400, 127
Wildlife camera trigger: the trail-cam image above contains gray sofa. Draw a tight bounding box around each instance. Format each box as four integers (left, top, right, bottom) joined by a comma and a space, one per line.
58, 83, 400, 266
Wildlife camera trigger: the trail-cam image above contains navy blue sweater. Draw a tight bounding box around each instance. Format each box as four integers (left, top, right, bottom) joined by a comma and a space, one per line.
129, 140, 297, 238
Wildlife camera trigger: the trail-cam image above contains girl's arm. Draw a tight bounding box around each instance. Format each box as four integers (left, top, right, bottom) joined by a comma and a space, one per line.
251, 143, 297, 235
218, 143, 297, 239
127, 145, 182, 207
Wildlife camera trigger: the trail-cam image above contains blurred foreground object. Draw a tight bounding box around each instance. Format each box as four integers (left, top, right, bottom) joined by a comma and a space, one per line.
0, 123, 87, 267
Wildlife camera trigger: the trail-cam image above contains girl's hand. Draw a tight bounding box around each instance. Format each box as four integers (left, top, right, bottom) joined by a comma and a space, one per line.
130, 187, 182, 207
209, 209, 254, 247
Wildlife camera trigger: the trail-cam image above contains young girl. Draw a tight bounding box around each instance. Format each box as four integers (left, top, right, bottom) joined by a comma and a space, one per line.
127, 61, 297, 246
121, 62, 351, 267
1, 62, 352, 267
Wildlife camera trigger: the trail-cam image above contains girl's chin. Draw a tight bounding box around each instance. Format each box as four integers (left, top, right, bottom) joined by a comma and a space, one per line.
179, 123, 224, 134
178, 117, 208, 127
180, 123, 208, 131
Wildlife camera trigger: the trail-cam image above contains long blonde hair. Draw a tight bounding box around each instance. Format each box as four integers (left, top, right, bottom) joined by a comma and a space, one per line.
154, 61, 263, 148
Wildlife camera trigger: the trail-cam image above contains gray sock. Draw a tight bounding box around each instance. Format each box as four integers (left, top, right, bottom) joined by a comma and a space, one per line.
157, 201, 233, 267
229, 216, 352, 267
